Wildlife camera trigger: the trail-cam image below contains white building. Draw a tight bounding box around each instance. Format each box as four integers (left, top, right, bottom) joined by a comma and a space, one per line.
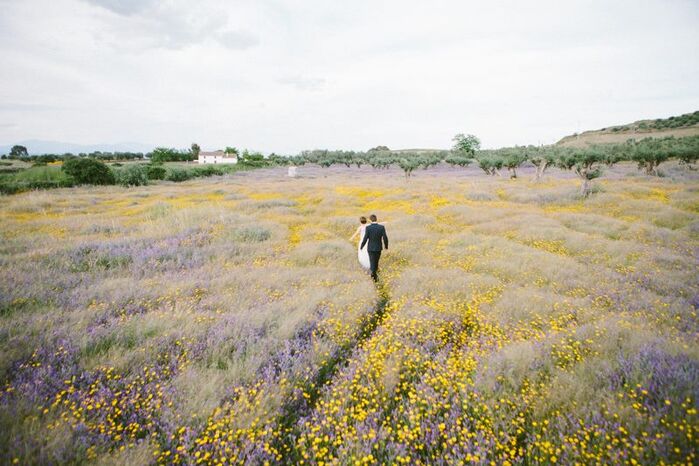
198, 150, 238, 164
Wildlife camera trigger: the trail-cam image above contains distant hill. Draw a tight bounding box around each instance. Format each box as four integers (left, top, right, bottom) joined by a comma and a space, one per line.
557, 111, 699, 147
0, 139, 153, 155
390, 148, 446, 154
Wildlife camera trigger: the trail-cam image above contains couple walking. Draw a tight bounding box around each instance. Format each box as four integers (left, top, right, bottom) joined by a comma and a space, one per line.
349, 214, 388, 281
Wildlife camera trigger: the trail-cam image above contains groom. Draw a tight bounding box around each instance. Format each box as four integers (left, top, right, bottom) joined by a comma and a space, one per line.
360, 214, 388, 281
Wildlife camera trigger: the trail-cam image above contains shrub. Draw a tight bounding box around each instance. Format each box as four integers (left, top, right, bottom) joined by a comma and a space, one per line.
114, 164, 148, 187
233, 226, 271, 242
146, 164, 167, 180
166, 169, 193, 182
194, 165, 225, 177
0, 178, 74, 194
62, 158, 115, 185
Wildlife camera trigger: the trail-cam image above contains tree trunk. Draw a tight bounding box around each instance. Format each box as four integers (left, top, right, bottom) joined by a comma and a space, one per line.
509, 167, 517, 179
580, 178, 591, 197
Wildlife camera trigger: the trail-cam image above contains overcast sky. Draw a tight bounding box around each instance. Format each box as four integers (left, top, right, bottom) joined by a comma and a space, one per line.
1, 0, 698, 153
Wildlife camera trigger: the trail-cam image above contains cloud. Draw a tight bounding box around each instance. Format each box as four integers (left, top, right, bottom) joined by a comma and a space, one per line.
215, 30, 259, 50
81, 0, 259, 51
278, 76, 326, 91
83, 0, 155, 16
1, 0, 698, 153
0, 103, 59, 111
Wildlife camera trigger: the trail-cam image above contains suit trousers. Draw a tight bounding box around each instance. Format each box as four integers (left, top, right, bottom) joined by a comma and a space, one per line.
368, 251, 381, 281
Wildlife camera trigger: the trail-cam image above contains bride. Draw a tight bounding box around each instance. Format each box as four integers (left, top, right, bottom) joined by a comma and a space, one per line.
349, 216, 387, 270
349, 216, 371, 269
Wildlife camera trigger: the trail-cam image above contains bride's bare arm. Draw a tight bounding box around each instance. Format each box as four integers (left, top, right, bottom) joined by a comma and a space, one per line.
349, 227, 360, 241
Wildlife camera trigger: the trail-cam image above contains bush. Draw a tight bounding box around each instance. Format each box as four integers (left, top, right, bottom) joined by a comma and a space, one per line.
62, 158, 115, 185
193, 165, 224, 177
0, 178, 74, 194
146, 164, 167, 180
233, 226, 271, 242
114, 164, 148, 187
166, 169, 193, 182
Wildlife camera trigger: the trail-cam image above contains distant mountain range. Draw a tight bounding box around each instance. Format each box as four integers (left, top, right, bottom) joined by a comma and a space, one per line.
0, 139, 153, 155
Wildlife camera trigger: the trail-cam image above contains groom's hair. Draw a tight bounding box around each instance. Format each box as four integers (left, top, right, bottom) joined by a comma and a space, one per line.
359, 216, 367, 224
369, 214, 377, 222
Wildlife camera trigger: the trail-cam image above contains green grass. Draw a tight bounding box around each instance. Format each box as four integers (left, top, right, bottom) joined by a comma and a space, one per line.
11, 166, 69, 183
0, 165, 73, 194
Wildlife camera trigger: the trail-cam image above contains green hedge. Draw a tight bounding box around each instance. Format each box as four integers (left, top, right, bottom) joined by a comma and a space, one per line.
0, 179, 74, 195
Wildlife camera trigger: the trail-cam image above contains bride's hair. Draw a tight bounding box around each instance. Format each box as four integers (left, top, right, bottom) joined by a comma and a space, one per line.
359, 216, 367, 224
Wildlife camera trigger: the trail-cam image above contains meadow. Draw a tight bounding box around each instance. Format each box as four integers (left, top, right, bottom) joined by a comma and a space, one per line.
0, 162, 697, 465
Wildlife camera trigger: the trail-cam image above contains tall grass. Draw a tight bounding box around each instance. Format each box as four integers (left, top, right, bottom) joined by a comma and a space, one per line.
0, 164, 696, 464
0, 165, 73, 193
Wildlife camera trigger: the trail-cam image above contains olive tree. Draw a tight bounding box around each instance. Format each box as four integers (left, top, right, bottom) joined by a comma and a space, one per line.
334, 151, 355, 168
529, 146, 557, 182
369, 154, 395, 169
445, 154, 472, 168
318, 155, 336, 168
556, 148, 605, 197
419, 153, 443, 169
352, 152, 368, 168
300, 149, 326, 165
630, 138, 670, 175
673, 137, 699, 170
501, 148, 527, 179
397, 157, 420, 179
597, 143, 627, 167
476, 154, 504, 176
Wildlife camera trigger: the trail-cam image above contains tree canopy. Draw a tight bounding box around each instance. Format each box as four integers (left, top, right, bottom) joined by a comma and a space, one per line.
451, 134, 481, 155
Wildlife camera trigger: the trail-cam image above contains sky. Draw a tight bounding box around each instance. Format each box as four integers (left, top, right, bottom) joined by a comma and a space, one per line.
0, 0, 698, 154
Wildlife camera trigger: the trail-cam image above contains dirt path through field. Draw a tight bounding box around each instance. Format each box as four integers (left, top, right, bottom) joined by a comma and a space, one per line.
271, 274, 396, 459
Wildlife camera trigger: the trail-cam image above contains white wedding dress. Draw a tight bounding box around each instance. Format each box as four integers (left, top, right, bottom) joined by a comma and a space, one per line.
357, 225, 370, 269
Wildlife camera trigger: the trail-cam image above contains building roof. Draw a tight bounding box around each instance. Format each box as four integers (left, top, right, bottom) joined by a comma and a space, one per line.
199, 150, 237, 158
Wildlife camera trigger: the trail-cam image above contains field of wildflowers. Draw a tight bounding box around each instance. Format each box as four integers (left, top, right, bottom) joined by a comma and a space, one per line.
1, 162, 697, 465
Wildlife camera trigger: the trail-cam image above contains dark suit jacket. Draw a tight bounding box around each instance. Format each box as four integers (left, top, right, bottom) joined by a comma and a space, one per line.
360, 223, 388, 252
